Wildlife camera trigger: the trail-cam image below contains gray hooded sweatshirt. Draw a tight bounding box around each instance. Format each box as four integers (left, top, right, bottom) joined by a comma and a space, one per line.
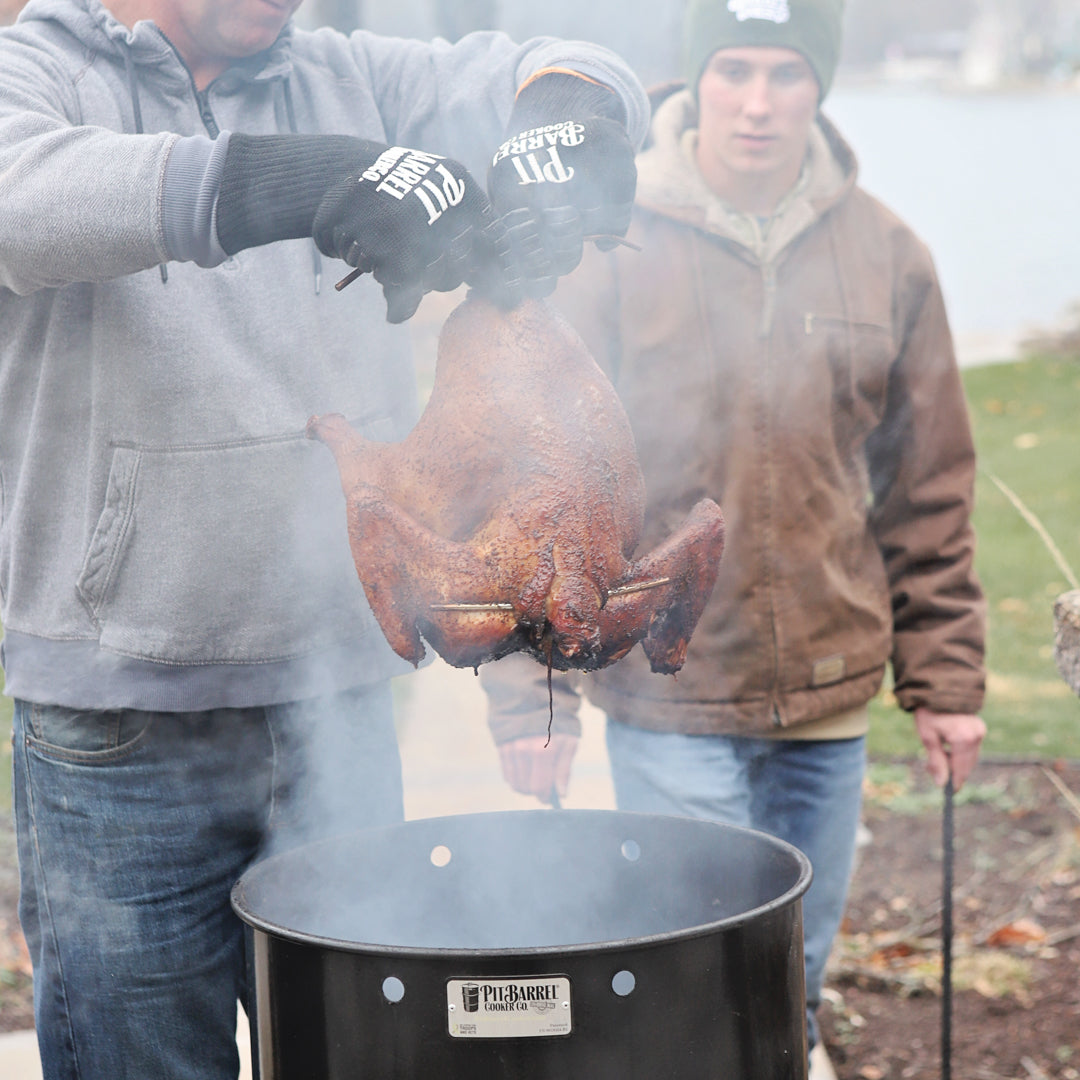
0, 0, 648, 710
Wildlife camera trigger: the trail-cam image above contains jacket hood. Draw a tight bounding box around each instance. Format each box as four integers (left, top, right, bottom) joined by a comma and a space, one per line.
636, 85, 858, 261
16, 0, 294, 84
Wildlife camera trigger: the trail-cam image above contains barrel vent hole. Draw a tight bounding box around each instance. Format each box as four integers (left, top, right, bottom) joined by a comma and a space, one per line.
611, 970, 636, 997
620, 839, 641, 862
430, 844, 452, 868
382, 976, 406, 1004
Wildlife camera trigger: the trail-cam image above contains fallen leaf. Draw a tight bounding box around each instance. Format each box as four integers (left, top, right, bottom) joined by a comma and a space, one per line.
871, 941, 917, 963
986, 918, 1047, 947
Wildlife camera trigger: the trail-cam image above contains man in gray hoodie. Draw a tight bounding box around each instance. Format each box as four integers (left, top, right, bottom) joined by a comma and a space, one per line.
0, 1, 647, 1075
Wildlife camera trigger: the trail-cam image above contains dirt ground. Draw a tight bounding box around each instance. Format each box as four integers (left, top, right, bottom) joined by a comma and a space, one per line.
819, 760, 1080, 1080
3, 760, 1080, 1080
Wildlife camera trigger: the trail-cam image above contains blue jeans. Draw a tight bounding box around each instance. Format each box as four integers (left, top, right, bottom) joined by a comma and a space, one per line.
12, 684, 403, 1080
605, 721, 866, 1050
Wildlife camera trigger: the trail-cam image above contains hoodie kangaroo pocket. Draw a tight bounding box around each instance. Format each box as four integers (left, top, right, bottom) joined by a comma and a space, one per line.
76, 432, 379, 664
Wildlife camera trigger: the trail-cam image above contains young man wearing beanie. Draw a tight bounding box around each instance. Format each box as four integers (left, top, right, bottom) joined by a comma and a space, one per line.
483, 0, 987, 1063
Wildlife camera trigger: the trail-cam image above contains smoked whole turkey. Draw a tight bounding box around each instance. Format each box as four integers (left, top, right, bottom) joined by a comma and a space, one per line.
307, 295, 725, 674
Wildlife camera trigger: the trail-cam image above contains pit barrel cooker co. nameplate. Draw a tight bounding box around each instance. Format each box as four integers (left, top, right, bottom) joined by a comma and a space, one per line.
446, 975, 572, 1039
232, 809, 812, 1079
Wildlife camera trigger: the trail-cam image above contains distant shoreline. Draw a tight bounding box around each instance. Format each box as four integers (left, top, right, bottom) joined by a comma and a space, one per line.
954, 330, 1025, 369
835, 69, 1080, 97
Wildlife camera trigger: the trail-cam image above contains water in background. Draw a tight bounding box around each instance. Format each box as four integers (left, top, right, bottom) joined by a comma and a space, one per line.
299, 2, 1080, 362
316, 2, 1080, 360
826, 85, 1080, 360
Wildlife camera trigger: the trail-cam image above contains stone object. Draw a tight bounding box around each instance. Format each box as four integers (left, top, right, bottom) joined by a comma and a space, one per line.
1053, 589, 1080, 697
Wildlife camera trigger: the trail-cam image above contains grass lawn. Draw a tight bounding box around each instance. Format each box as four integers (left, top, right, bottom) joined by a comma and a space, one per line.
1, 356, 1078, 816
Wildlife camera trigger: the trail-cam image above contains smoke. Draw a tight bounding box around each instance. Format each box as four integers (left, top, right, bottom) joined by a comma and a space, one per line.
300, 0, 684, 87
235, 809, 810, 951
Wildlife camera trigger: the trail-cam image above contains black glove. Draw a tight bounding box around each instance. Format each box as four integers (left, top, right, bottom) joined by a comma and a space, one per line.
215, 134, 508, 323
486, 72, 637, 300
312, 144, 511, 322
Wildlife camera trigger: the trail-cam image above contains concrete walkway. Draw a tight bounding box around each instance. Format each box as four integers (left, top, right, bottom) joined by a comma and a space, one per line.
0, 1016, 254, 1080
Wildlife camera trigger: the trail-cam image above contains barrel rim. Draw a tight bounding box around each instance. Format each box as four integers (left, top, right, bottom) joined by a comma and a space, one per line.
230, 808, 813, 957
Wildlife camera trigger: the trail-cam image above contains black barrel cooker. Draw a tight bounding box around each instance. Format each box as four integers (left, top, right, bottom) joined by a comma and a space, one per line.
232, 809, 812, 1079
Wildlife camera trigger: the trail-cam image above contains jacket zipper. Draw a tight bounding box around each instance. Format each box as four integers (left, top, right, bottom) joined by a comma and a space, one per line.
758, 263, 777, 338
701, 235, 787, 725
195, 88, 220, 138
155, 30, 221, 138
763, 322, 782, 725
741, 215, 779, 339
757, 258, 782, 722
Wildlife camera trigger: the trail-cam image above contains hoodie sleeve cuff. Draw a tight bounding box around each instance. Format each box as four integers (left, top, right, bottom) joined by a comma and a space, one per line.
516, 42, 650, 150
162, 133, 232, 268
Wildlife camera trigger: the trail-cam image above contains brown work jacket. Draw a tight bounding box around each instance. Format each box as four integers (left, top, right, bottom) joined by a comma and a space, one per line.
492, 89, 986, 740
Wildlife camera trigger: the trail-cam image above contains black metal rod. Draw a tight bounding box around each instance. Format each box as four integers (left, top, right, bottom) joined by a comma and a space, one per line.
942, 771, 955, 1080
334, 265, 365, 291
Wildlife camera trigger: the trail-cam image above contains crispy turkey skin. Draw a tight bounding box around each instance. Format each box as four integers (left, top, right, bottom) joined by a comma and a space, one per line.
308, 295, 724, 673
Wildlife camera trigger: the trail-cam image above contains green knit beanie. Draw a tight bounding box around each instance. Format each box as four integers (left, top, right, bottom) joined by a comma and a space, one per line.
683, 0, 845, 100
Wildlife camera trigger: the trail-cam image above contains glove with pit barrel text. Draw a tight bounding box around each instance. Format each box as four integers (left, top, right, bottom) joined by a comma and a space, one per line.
486, 70, 637, 301
216, 134, 511, 323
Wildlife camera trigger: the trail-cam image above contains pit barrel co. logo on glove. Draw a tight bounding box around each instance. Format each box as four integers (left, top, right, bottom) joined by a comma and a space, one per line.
727, 0, 790, 22
358, 146, 466, 225
491, 122, 585, 188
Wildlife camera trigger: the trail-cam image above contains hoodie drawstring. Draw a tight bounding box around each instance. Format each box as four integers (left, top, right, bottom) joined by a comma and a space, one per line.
124, 47, 169, 284
282, 78, 323, 295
